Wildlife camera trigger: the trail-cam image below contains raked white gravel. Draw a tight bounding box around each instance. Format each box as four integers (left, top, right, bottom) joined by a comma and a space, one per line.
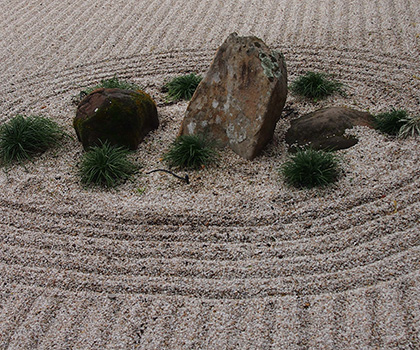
0, 0, 419, 349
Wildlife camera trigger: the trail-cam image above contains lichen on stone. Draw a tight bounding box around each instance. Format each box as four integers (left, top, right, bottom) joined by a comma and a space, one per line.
187, 121, 196, 134
259, 50, 284, 80
226, 121, 247, 144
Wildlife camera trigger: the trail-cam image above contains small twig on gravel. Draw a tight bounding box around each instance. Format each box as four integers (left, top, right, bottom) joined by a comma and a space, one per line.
146, 169, 190, 184
282, 106, 297, 118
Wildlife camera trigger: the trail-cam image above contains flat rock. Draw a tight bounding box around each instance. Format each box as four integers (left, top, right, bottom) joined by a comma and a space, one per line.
179, 33, 288, 160
285, 107, 375, 151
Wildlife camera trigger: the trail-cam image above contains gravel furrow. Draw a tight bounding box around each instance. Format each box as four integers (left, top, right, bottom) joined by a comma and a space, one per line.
1, 0, 419, 348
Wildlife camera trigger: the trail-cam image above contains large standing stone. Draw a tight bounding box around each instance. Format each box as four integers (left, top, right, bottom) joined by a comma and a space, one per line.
179, 33, 288, 160
285, 107, 375, 151
74, 88, 159, 150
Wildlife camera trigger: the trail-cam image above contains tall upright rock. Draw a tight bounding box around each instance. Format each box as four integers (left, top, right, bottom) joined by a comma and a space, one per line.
179, 33, 288, 160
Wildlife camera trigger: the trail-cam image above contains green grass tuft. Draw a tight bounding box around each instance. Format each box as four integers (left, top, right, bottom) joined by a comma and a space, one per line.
290, 71, 345, 100
0, 115, 64, 166
82, 76, 141, 95
163, 134, 219, 170
374, 109, 408, 136
165, 73, 202, 101
281, 148, 341, 188
398, 114, 420, 138
79, 141, 138, 188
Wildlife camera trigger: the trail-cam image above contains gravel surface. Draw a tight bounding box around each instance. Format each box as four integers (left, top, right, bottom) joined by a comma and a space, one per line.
0, 0, 419, 349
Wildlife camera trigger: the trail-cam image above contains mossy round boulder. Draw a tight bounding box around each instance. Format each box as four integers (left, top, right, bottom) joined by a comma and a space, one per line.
74, 88, 159, 150
285, 107, 375, 151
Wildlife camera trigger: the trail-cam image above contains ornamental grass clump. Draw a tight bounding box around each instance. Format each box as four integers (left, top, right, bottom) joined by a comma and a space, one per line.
163, 134, 219, 170
398, 114, 420, 138
165, 73, 202, 101
281, 148, 341, 189
79, 141, 138, 188
290, 71, 345, 100
373, 109, 408, 136
82, 76, 141, 95
0, 115, 64, 166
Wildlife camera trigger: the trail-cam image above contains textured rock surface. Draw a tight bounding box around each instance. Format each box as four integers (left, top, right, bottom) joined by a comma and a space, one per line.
180, 33, 288, 160
285, 107, 375, 150
74, 88, 158, 150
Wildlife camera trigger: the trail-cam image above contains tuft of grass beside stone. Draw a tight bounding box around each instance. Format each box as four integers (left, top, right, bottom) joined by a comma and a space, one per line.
373, 109, 408, 136
79, 141, 138, 188
0, 115, 64, 166
82, 76, 141, 96
164, 73, 202, 101
290, 71, 345, 100
281, 148, 341, 188
163, 134, 219, 170
398, 114, 420, 138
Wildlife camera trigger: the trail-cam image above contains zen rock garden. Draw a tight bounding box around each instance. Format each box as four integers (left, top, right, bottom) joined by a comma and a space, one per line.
74, 33, 373, 160
2, 32, 417, 189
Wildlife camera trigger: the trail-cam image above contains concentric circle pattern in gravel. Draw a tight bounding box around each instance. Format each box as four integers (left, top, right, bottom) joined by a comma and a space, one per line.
0, 0, 419, 349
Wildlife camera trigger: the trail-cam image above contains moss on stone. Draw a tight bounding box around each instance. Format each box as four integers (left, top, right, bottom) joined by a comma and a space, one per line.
74, 89, 158, 150
259, 50, 284, 80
